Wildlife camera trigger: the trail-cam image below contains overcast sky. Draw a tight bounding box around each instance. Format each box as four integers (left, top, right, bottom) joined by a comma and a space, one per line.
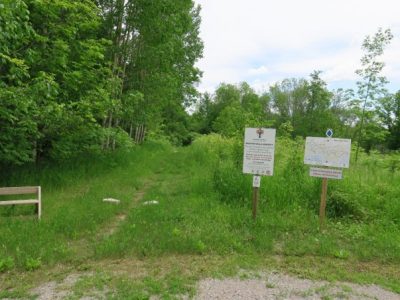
194, 0, 400, 94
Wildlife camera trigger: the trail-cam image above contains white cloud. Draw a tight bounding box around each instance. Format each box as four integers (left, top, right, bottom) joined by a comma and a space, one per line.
248, 66, 269, 76
195, 0, 400, 93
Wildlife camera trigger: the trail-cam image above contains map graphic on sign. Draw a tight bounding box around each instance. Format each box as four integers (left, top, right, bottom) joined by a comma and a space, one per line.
304, 137, 351, 168
243, 128, 276, 175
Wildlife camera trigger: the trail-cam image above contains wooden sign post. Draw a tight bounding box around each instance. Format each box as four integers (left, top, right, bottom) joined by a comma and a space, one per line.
304, 129, 351, 230
243, 128, 276, 219
319, 177, 328, 227
252, 175, 261, 219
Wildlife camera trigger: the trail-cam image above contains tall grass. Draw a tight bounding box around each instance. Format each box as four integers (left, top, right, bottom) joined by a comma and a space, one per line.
93, 134, 400, 265
1, 134, 399, 275
194, 135, 400, 261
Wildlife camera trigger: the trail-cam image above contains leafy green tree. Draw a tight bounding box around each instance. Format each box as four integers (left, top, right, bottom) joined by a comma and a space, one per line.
269, 78, 309, 136
25, 0, 115, 158
330, 88, 356, 138
197, 83, 241, 134
0, 0, 33, 86
306, 71, 333, 136
277, 121, 294, 138
191, 92, 214, 134
212, 103, 256, 138
0, 0, 116, 163
355, 28, 393, 161
0, 0, 37, 164
358, 111, 389, 153
378, 91, 400, 149
97, 0, 203, 143
239, 82, 262, 117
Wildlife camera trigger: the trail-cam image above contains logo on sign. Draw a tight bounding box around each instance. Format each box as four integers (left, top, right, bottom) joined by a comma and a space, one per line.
256, 128, 264, 138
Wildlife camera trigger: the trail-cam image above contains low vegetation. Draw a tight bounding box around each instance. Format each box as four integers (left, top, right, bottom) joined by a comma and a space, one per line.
1, 136, 399, 298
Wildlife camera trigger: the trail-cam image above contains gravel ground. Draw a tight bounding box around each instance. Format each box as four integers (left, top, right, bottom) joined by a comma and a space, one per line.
19, 271, 400, 299
29, 274, 80, 300
195, 272, 400, 300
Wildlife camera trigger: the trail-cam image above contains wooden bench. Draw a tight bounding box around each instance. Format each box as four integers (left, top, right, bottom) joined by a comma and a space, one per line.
0, 186, 41, 219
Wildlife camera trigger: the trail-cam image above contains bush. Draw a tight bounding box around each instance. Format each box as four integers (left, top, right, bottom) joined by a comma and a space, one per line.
24, 257, 41, 271
0, 256, 14, 272
327, 189, 367, 220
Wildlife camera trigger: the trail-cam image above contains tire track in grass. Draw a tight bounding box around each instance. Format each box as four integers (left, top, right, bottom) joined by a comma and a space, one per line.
67, 176, 158, 259
100, 177, 157, 238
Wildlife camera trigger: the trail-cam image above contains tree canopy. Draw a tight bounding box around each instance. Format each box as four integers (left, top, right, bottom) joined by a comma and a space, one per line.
0, 0, 203, 165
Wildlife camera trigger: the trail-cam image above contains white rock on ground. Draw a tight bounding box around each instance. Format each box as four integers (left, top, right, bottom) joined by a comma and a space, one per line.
102, 198, 120, 204
143, 200, 159, 205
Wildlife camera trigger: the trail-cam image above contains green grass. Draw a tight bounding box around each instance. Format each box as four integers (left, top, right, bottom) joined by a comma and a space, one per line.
0, 134, 399, 298
0, 140, 173, 269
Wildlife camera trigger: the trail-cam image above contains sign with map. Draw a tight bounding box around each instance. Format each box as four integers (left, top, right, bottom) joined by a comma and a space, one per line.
243, 128, 276, 175
304, 137, 351, 168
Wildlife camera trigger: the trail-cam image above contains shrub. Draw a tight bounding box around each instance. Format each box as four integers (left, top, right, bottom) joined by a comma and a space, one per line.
24, 257, 41, 271
327, 189, 367, 220
0, 256, 14, 272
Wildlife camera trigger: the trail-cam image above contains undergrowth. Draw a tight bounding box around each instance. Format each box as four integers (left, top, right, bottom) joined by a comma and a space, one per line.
1, 134, 399, 295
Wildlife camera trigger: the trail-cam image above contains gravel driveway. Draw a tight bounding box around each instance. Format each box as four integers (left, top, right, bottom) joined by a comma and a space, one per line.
25, 270, 400, 299
195, 272, 400, 300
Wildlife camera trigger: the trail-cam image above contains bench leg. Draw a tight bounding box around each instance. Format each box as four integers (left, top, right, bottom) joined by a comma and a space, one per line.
37, 202, 41, 220
37, 186, 41, 220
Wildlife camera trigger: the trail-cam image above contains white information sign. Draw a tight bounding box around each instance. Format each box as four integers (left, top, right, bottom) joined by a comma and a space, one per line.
304, 137, 351, 168
310, 167, 343, 179
252, 175, 261, 187
243, 128, 276, 175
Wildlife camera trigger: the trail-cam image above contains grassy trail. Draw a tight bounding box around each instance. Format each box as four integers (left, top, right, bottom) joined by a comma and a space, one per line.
1, 139, 400, 299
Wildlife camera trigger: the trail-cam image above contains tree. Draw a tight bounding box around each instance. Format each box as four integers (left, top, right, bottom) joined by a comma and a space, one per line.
0, 0, 204, 165
269, 78, 309, 136
306, 71, 333, 136
191, 92, 214, 134
25, 0, 115, 159
0, 0, 38, 164
330, 88, 356, 137
359, 111, 389, 153
355, 28, 393, 161
378, 91, 400, 149
212, 103, 255, 138
97, 0, 203, 144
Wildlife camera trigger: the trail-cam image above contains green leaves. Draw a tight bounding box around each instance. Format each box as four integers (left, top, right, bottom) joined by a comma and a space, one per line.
0, 0, 111, 164
0, 0, 205, 164
0, 87, 39, 164
355, 28, 393, 160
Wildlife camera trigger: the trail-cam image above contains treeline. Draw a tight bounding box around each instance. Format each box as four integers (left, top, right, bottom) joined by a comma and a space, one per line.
0, 0, 203, 165
1, 3, 399, 168
192, 28, 399, 153
191, 74, 400, 152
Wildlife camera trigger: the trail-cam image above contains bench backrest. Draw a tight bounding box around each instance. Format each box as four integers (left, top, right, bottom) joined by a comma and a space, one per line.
0, 186, 39, 196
